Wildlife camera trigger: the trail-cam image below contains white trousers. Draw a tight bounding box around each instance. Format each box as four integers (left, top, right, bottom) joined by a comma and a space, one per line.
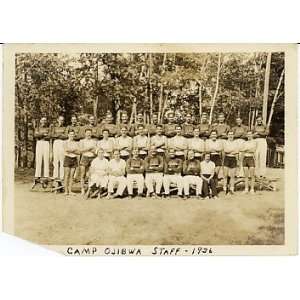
145, 173, 163, 194
163, 174, 183, 195
108, 175, 127, 195
127, 174, 144, 194
35, 140, 50, 178
183, 175, 203, 195
89, 174, 109, 188
255, 138, 267, 176
53, 139, 65, 179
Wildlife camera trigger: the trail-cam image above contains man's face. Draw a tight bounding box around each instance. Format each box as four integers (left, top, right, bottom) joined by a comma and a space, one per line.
106, 115, 113, 123
156, 126, 163, 135
228, 132, 234, 140
205, 154, 210, 161
68, 131, 75, 140
175, 127, 182, 136
138, 127, 145, 135
58, 116, 64, 126
85, 130, 92, 139
132, 149, 139, 158
186, 114, 192, 124
218, 115, 225, 123
121, 114, 128, 123
257, 117, 262, 125
169, 150, 175, 158
201, 114, 208, 123
103, 131, 109, 139
121, 128, 127, 136
40, 118, 47, 126
89, 116, 95, 125
211, 132, 217, 140
247, 132, 253, 140
150, 150, 156, 157
188, 151, 195, 160
97, 149, 104, 159
137, 114, 143, 123
193, 128, 200, 138
168, 115, 175, 123
152, 115, 158, 124
71, 116, 77, 125
113, 151, 120, 160
236, 118, 242, 126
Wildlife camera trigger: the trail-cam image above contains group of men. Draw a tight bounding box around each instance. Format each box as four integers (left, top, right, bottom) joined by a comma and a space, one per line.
33, 110, 269, 199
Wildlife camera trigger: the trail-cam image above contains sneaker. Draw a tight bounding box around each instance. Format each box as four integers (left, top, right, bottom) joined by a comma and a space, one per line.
213, 196, 219, 200
242, 190, 248, 194
205, 196, 210, 200
250, 189, 255, 194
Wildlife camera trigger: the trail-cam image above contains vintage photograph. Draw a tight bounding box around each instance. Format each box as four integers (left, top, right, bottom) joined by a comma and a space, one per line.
2, 44, 297, 255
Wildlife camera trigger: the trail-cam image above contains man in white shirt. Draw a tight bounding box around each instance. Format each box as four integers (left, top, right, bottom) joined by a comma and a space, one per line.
97, 129, 115, 159
86, 148, 109, 199
133, 124, 149, 159
200, 153, 218, 200
150, 125, 167, 155
168, 125, 188, 159
107, 149, 127, 198
188, 127, 205, 160
116, 126, 133, 160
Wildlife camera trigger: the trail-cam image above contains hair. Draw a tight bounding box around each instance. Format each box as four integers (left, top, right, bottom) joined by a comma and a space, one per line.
210, 130, 217, 135
175, 125, 182, 130
156, 124, 163, 129
227, 130, 234, 135
68, 129, 75, 134
113, 149, 120, 154
120, 126, 128, 131
137, 124, 144, 129
85, 128, 92, 133
102, 129, 109, 134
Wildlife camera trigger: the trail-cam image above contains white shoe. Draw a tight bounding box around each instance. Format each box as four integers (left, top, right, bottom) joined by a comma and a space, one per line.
242, 190, 248, 194
250, 189, 255, 194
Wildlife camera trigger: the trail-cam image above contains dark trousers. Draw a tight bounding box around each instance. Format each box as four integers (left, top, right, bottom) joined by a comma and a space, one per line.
202, 174, 217, 197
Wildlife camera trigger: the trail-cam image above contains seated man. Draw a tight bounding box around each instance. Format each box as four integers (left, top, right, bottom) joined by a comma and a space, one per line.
200, 153, 218, 200
132, 124, 149, 159
145, 147, 164, 197
107, 150, 127, 198
150, 124, 167, 155
86, 148, 109, 199
183, 150, 203, 198
163, 148, 183, 197
126, 149, 145, 197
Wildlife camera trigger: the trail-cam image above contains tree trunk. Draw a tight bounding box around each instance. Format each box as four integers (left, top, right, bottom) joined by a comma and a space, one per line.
267, 69, 284, 128
158, 53, 167, 122
262, 52, 272, 124
198, 83, 202, 119
209, 53, 221, 124
149, 53, 153, 121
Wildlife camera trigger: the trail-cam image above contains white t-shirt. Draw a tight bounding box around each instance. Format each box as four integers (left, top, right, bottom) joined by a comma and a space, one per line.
108, 159, 126, 176
200, 160, 216, 175
150, 135, 167, 148
168, 135, 188, 150
205, 139, 223, 153
116, 136, 133, 150
79, 138, 97, 157
97, 138, 115, 153
90, 157, 109, 176
64, 140, 79, 157
133, 135, 149, 148
188, 137, 205, 152
241, 140, 257, 155
223, 140, 239, 155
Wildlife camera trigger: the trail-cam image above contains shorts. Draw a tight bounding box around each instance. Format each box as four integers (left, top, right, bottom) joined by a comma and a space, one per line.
210, 154, 222, 166
243, 156, 255, 168
80, 156, 94, 167
63, 156, 78, 168
224, 156, 237, 168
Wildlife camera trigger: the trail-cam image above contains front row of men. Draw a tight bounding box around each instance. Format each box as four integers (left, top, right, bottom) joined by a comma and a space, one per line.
63, 127, 257, 199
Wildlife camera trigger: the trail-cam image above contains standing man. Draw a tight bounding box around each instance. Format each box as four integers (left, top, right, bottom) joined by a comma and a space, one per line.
116, 126, 133, 160
107, 149, 127, 198
79, 129, 97, 195
63, 130, 80, 196
163, 148, 184, 197
133, 124, 149, 159
253, 116, 269, 177
188, 127, 205, 160
150, 124, 168, 155
167, 125, 188, 159
133, 112, 145, 135
205, 130, 223, 187
117, 111, 133, 136
86, 148, 109, 199
99, 111, 118, 137
97, 129, 115, 159
198, 112, 211, 139
241, 131, 257, 194
232, 117, 248, 176
80, 115, 99, 140
163, 111, 177, 138
147, 113, 159, 136
126, 149, 145, 197
213, 112, 230, 141
34, 117, 51, 179
144, 147, 164, 197
201, 153, 218, 200
66, 115, 81, 141
183, 150, 203, 198
182, 113, 194, 138
223, 131, 239, 194
50, 115, 68, 180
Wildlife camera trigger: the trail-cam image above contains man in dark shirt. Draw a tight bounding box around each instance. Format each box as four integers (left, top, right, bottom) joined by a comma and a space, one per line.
126, 149, 145, 197
144, 147, 164, 197
198, 112, 210, 139
66, 116, 81, 141
182, 113, 194, 138
163, 112, 177, 138
163, 148, 183, 197
146, 113, 160, 136
99, 111, 118, 137
80, 115, 99, 140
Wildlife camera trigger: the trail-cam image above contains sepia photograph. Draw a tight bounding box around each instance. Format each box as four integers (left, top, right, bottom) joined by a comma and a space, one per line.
2, 44, 297, 255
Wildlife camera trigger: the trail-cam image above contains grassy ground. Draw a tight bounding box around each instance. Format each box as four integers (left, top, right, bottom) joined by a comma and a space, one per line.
14, 168, 284, 245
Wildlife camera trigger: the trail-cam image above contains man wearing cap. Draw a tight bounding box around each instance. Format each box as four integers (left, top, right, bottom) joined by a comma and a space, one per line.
253, 116, 269, 177
188, 127, 205, 160
198, 112, 211, 139
163, 148, 183, 197
107, 149, 127, 198
147, 113, 160, 136
144, 147, 164, 197
34, 117, 51, 179
97, 129, 115, 159
126, 149, 145, 197
183, 150, 203, 198
163, 112, 177, 138
115, 126, 133, 160
167, 125, 188, 159
182, 113, 194, 138
50, 115, 68, 180
132, 124, 149, 159
150, 124, 168, 155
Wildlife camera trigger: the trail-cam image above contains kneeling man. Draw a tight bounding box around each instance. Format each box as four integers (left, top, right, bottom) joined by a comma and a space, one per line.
126, 149, 145, 197
163, 149, 183, 197
107, 150, 127, 198
183, 150, 203, 198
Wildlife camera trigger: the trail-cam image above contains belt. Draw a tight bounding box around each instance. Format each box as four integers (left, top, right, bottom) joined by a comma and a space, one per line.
226, 154, 236, 157
210, 152, 220, 155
